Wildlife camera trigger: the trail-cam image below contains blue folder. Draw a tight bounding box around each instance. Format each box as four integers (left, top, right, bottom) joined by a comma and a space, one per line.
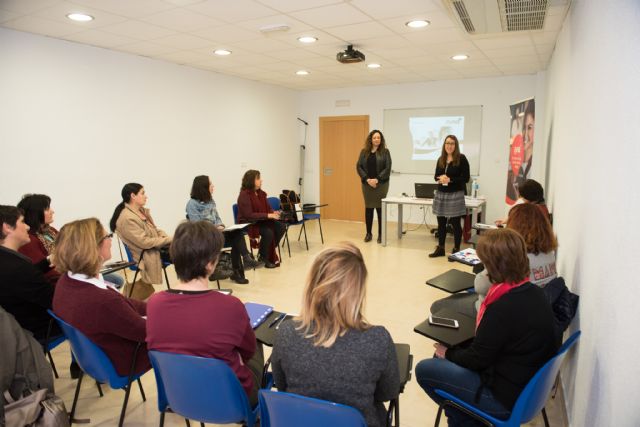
245, 302, 274, 329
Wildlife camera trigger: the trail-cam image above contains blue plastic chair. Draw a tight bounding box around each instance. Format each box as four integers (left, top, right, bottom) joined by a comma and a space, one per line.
302, 211, 324, 244
258, 390, 367, 427
268, 196, 307, 257
148, 351, 260, 426
433, 330, 581, 427
121, 241, 172, 297
234, 202, 283, 262
47, 310, 148, 426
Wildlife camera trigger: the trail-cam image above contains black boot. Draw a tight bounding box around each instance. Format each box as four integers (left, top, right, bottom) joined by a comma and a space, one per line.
230, 268, 249, 285
364, 233, 373, 242
428, 246, 445, 258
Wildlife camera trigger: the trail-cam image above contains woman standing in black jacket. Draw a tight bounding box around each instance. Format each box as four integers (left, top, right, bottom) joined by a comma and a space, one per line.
356, 130, 392, 243
429, 135, 470, 257
416, 229, 559, 426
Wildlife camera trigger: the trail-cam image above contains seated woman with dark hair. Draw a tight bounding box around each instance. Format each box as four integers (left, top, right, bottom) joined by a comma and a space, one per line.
186, 175, 261, 285
146, 221, 264, 406
417, 229, 559, 426
110, 183, 171, 301
17, 194, 124, 288
495, 179, 550, 226
431, 203, 558, 318
52, 218, 150, 377
0, 205, 60, 342
237, 169, 285, 268
271, 242, 400, 427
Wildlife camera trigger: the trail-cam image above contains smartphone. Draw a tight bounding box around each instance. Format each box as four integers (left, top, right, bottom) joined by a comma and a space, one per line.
428, 315, 459, 329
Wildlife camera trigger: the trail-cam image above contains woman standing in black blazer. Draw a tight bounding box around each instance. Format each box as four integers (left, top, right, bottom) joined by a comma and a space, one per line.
429, 135, 469, 257
356, 130, 392, 243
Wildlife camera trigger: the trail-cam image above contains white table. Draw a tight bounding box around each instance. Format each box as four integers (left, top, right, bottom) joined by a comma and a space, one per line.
381, 196, 486, 247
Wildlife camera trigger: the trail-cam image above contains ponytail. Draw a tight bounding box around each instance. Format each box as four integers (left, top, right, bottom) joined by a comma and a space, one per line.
110, 183, 143, 232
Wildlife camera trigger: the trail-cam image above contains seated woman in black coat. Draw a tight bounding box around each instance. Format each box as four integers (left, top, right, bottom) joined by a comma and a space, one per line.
416, 229, 559, 426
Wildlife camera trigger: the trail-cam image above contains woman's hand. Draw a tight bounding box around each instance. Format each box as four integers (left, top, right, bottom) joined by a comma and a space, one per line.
434, 343, 447, 359
216, 225, 225, 231
367, 178, 378, 188
268, 211, 281, 220
439, 175, 450, 185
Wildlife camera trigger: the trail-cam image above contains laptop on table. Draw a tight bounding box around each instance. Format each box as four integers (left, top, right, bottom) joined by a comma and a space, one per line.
414, 183, 439, 199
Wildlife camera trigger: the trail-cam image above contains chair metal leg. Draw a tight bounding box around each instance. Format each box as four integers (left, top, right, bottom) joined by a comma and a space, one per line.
47, 351, 59, 378
434, 405, 444, 427
551, 373, 561, 399
542, 407, 550, 427
96, 381, 103, 397
216, 279, 221, 290
137, 378, 146, 401
118, 381, 133, 427
302, 222, 309, 250
163, 267, 171, 290
200, 423, 205, 427
284, 228, 291, 257
394, 398, 399, 427
185, 419, 191, 427
129, 269, 139, 298
69, 371, 84, 424
159, 411, 165, 427
297, 224, 303, 241
317, 218, 324, 243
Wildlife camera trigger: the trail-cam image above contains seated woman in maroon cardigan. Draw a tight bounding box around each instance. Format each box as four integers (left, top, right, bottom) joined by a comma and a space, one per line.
237, 169, 285, 268
146, 221, 264, 406
52, 218, 150, 377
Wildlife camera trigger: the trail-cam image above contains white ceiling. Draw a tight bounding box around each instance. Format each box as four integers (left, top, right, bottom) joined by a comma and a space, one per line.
0, 0, 569, 90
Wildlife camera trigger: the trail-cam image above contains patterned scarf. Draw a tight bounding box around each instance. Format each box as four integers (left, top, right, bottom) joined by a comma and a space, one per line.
36, 225, 59, 255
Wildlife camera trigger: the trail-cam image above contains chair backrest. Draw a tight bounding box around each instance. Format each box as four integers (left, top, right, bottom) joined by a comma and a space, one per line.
148, 351, 255, 425
121, 241, 139, 272
267, 197, 280, 211
258, 390, 367, 427
232, 204, 239, 224
510, 330, 581, 423
47, 310, 127, 388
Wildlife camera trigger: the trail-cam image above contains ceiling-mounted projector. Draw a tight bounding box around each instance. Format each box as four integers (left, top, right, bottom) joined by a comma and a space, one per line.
336, 45, 365, 63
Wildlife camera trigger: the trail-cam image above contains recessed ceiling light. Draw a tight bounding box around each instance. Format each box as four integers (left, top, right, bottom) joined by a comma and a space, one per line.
367, 63, 381, 69
66, 13, 94, 22
297, 36, 318, 44
451, 54, 469, 61
296, 70, 310, 76
405, 20, 430, 28
213, 49, 232, 56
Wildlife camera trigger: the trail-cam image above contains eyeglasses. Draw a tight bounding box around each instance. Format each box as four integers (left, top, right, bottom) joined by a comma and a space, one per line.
444, 142, 456, 145
99, 233, 114, 243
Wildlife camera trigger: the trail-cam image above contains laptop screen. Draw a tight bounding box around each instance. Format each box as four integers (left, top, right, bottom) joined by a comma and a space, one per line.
415, 183, 439, 199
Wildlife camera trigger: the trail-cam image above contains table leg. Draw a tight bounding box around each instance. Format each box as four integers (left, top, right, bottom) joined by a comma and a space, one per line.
397, 204, 403, 239
382, 201, 388, 247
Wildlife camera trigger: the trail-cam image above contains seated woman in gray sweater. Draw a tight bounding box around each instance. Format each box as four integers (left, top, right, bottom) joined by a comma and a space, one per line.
431, 202, 558, 318
271, 242, 400, 427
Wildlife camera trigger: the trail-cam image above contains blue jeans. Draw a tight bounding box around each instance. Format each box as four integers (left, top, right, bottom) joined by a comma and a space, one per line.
104, 272, 124, 289
416, 358, 511, 427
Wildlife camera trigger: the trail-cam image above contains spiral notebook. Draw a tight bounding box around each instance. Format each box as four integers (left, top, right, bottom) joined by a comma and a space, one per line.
448, 248, 482, 266
244, 302, 274, 329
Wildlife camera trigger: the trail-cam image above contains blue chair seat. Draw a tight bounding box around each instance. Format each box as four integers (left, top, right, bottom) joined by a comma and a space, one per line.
258, 389, 367, 427
121, 240, 172, 297
149, 351, 263, 426
433, 330, 581, 427
47, 310, 148, 427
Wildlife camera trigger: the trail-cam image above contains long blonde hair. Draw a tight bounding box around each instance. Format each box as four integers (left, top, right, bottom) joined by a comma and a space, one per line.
296, 242, 370, 347
53, 218, 105, 277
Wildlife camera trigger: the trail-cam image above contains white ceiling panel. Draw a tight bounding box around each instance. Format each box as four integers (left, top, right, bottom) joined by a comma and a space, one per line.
69, 0, 174, 18
139, 8, 225, 32
0, 9, 21, 23
350, 0, 441, 20
3, 15, 82, 37
62, 29, 136, 48
290, 3, 371, 28
194, 24, 261, 43
100, 20, 176, 40
187, 0, 278, 23
0, 0, 59, 14
325, 21, 395, 42
115, 41, 178, 57
155, 50, 211, 64
152, 33, 214, 50
255, 0, 343, 14
31, 1, 128, 28
402, 27, 467, 45
228, 36, 294, 53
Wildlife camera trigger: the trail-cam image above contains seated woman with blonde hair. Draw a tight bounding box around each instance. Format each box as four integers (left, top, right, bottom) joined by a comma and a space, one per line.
271, 242, 399, 427
52, 218, 150, 377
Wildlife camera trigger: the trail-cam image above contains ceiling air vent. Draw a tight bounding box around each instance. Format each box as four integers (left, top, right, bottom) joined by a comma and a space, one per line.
444, 0, 552, 34
452, 1, 475, 33
500, 0, 547, 31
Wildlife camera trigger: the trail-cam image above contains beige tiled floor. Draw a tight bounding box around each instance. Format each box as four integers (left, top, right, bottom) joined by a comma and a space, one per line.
48, 220, 567, 426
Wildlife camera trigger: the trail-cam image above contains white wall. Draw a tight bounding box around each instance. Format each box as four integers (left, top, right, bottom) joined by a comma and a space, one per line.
297, 74, 546, 224
0, 28, 299, 259
542, 0, 640, 425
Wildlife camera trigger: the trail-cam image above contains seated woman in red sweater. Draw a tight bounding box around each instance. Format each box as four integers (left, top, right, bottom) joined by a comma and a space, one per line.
237, 169, 285, 268
52, 218, 150, 377
146, 221, 264, 406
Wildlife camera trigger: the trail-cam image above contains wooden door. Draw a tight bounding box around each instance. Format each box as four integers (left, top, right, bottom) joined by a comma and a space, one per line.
320, 115, 369, 221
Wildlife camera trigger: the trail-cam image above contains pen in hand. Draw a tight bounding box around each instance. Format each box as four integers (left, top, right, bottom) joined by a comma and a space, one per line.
268, 313, 285, 328
275, 314, 288, 330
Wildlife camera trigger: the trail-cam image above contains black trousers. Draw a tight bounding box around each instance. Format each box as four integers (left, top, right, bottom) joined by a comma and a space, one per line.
365, 207, 382, 235
258, 221, 286, 259
437, 216, 464, 248
224, 230, 249, 270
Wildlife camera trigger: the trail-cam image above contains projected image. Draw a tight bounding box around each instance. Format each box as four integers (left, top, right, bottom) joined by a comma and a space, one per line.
409, 116, 465, 160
